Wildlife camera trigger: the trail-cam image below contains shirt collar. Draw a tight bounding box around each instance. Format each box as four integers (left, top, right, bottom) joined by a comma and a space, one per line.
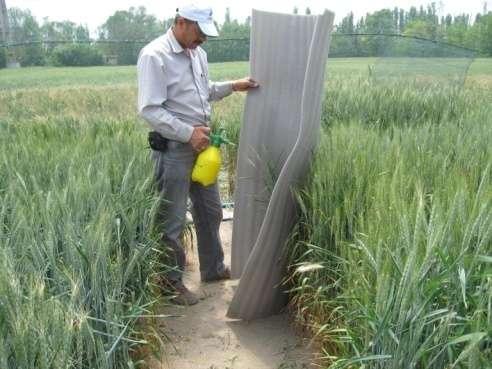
167, 28, 185, 54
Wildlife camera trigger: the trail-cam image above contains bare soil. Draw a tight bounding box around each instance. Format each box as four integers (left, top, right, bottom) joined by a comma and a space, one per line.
148, 219, 316, 369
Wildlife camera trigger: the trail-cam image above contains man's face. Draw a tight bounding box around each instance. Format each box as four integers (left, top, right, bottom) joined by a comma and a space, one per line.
177, 18, 207, 49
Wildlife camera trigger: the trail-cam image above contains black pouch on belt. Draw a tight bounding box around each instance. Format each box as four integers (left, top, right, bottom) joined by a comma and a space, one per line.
148, 131, 168, 152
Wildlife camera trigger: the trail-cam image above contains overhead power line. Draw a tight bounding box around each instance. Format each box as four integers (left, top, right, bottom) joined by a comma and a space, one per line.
0, 33, 480, 54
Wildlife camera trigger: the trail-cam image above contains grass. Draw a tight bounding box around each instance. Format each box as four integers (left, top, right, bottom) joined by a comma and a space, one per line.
288, 118, 492, 368
0, 90, 169, 368
0, 58, 491, 368
2, 58, 490, 90
0, 62, 249, 90
285, 74, 492, 367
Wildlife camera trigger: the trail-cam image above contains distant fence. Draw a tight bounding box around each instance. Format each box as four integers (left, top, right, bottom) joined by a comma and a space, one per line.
0, 34, 477, 68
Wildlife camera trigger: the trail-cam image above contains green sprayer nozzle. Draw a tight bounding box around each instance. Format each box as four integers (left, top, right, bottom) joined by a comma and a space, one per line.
211, 129, 234, 147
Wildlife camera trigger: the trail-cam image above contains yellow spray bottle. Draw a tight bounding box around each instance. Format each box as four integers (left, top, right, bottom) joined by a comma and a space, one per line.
192, 129, 233, 186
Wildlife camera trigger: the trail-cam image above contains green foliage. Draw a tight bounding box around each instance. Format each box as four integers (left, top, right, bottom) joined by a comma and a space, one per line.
0, 58, 491, 369
0, 61, 249, 90
286, 77, 492, 368
476, 13, 492, 56
7, 7, 45, 66
0, 86, 167, 368
211, 93, 244, 198
203, 39, 249, 63
201, 8, 251, 62
404, 19, 436, 38
98, 6, 165, 65
16, 44, 45, 66
50, 44, 104, 66
41, 20, 91, 55
0, 48, 6, 68
41, 20, 90, 42
332, 7, 491, 57
5, 4, 492, 64
323, 74, 479, 127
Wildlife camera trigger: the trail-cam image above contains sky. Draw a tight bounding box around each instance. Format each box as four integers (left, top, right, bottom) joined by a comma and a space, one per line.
7, 0, 489, 35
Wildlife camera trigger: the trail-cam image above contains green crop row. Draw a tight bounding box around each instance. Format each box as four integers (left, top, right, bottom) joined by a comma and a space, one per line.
0, 59, 491, 368
0, 116, 169, 368
285, 83, 492, 368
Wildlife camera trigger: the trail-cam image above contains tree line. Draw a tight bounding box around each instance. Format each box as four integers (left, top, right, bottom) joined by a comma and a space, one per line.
331, 3, 491, 57
1, 3, 491, 68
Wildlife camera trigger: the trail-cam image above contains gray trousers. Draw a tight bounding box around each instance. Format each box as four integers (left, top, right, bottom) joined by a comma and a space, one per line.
151, 140, 226, 282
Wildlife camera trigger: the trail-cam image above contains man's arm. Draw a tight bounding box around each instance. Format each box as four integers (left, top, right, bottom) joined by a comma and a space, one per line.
201, 50, 258, 101
208, 80, 234, 102
208, 77, 260, 102
137, 52, 194, 143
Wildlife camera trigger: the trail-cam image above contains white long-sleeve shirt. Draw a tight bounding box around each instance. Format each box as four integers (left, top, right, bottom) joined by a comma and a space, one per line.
137, 28, 233, 143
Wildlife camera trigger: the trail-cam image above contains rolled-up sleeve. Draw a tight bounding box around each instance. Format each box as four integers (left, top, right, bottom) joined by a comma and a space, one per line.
137, 52, 194, 143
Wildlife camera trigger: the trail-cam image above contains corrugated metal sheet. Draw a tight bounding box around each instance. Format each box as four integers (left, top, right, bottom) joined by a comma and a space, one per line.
228, 9, 335, 320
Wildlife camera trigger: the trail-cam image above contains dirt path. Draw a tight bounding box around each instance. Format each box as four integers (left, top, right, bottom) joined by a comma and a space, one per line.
150, 219, 315, 369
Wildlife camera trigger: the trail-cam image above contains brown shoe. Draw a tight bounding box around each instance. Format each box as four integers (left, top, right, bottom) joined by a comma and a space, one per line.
202, 266, 231, 283
169, 281, 199, 306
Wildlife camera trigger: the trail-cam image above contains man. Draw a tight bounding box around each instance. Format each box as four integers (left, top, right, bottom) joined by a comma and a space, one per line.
137, 4, 258, 305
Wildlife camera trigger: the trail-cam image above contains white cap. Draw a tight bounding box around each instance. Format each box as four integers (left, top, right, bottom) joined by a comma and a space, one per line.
176, 4, 219, 37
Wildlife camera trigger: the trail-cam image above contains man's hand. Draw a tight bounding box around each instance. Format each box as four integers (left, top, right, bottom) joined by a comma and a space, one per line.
189, 126, 210, 152
232, 77, 259, 92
